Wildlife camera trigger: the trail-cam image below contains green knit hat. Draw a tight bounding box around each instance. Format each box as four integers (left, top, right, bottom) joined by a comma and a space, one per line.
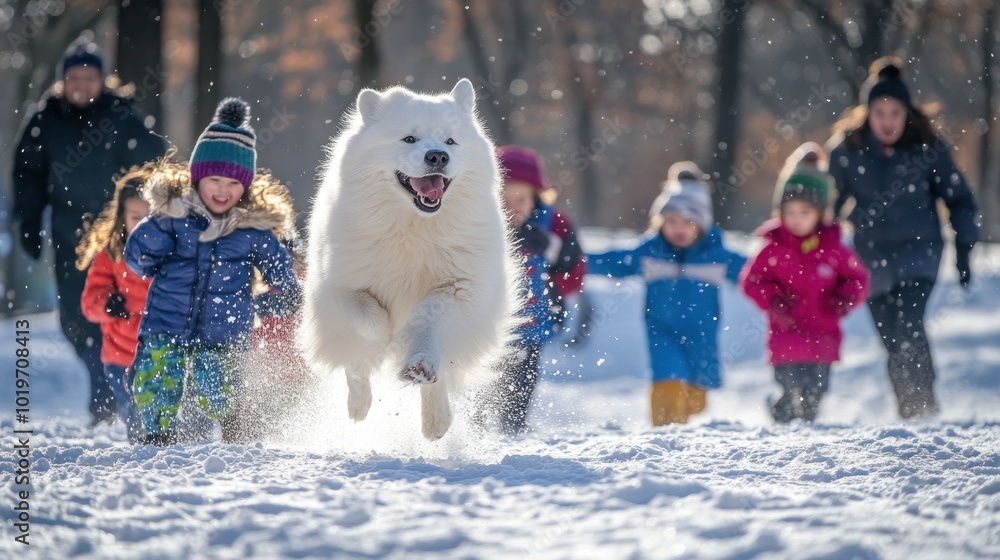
780, 166, 831, 211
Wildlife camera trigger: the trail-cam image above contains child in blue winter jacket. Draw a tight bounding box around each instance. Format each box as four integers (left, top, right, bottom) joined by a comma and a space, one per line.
476, 155, 557, 435
124, 98, 299, 445
588, 162, 746, 426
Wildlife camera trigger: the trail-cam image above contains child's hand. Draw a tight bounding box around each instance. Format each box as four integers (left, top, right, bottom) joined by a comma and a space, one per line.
517, 221, 550, 256
105, 293, 130, 319
956, 243, 973, 289
829, 297, 852, 317
769, 293, 796, 330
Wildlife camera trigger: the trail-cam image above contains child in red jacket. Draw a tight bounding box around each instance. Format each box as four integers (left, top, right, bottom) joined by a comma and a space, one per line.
76, 168, 153, 439
741, 146, 869, 423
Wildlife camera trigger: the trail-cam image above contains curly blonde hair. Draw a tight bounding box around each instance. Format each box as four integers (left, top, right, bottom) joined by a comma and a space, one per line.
74, 164, 154, 270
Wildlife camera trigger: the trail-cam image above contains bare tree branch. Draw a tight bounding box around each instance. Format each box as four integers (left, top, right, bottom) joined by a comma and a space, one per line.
459, 1, 512, 145
354, 0, 380, 87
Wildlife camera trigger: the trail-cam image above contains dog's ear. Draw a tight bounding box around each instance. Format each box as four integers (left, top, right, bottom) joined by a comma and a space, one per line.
451, 78, 475, 114
356, 88, 385, 125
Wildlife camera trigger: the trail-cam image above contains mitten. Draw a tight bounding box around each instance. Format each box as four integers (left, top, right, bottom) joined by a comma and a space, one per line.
105, 293, 130, 319
824, 290, 851, 318
834, 298, 850, 317
956, 243, 973, 289
517, 221, 550, 257
769, 293, 796, 330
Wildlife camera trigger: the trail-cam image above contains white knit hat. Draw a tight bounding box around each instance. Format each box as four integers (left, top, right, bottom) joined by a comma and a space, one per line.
650, 162, 713, 232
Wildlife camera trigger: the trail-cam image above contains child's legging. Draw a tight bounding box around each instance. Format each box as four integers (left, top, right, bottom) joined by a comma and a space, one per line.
131, 335, 236, 439
771, 363, 831, 423
488, 343, 542, 435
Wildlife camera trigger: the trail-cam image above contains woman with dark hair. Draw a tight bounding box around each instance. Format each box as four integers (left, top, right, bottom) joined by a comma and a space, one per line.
827, 57, 980, 419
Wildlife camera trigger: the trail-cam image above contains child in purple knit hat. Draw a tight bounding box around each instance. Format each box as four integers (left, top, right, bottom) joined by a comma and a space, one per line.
124, 98, 300, 445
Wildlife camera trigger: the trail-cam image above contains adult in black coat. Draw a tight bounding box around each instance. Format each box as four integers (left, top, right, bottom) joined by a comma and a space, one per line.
827, 57, 979, 419
12, 40, 167, 425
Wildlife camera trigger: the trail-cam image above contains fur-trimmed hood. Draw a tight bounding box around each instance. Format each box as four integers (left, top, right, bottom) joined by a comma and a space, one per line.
141, 160, 297, 243
124, 160, 300, 348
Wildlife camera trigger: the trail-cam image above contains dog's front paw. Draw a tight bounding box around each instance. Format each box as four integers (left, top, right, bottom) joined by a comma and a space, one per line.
400, 355, 438, 384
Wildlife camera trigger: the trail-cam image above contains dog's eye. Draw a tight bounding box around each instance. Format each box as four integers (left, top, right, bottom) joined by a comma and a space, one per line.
445, 138, 457, 146
402, 135, 417, 144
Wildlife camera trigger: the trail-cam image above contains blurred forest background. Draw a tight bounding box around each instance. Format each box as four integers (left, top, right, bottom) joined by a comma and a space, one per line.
1, 0, 998, 312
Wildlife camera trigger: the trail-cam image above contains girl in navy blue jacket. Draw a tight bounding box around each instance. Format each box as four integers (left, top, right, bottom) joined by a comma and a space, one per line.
827, 58, 979, 419
124, 99, 299, 445
588, 163, 746, 426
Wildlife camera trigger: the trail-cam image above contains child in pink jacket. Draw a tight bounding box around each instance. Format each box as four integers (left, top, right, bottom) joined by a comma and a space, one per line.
741, 146, 869, 422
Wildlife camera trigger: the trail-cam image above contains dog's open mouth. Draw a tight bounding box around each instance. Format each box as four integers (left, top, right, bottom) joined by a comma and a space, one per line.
396, 171, 451, 213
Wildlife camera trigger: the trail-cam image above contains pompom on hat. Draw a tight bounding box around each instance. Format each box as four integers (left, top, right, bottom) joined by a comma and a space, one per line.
863, 57, 912, 108
649, 161, 714, 232
190, 98, 257, 190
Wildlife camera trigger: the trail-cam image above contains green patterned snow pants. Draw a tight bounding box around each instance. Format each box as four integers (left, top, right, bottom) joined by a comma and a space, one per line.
131, 335, 236, 440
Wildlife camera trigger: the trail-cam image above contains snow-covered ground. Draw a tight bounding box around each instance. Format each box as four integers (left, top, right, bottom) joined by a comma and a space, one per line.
2, 231, 999, 559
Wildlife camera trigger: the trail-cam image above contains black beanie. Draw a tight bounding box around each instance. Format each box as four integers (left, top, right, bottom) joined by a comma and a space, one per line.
865, 63, 910, 108
60, 39, 104, 76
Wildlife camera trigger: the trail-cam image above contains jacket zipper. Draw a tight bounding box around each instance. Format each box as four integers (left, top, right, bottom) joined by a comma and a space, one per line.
194, 241, 219, 340
185, 227, 200, 338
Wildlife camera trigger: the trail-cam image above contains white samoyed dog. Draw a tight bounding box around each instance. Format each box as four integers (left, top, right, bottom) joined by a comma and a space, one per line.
301, 79, 522, 440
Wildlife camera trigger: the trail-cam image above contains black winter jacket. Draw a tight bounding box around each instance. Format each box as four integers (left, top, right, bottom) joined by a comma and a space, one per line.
13, 90, 167, 261
829, 128, 979, 295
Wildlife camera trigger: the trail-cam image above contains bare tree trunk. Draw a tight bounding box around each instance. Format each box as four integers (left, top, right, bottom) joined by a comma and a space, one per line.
980, 4, 998, 242
354, 0, 380, 88
573, 90, 599, 226
859, 0, 894, 75
802, 0, 893, 101
713, 0, 746, 227
459, 1, 530, 146
460, 6, 508, 145
116, 0, 164, 127
563, 15, 601, 226
194, 0, 222, 139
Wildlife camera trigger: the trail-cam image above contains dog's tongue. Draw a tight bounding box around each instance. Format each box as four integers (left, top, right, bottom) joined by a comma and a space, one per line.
410, 175, 445, 200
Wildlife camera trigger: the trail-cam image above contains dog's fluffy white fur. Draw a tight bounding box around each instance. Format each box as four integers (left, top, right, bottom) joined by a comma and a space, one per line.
301, 79, 521, 440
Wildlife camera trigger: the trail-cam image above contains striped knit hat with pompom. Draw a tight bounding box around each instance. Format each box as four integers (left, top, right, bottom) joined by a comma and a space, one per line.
190, 98, 257, 190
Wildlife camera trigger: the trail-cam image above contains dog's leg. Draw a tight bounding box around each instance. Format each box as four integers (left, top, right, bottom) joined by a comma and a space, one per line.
342, 289, 391, 349
420, 382, 452, 440
345, 367, 373, 422
398, 294, 450, 384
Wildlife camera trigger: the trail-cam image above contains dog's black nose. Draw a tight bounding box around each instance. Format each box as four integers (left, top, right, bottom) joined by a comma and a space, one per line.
424, 150, 449, 169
